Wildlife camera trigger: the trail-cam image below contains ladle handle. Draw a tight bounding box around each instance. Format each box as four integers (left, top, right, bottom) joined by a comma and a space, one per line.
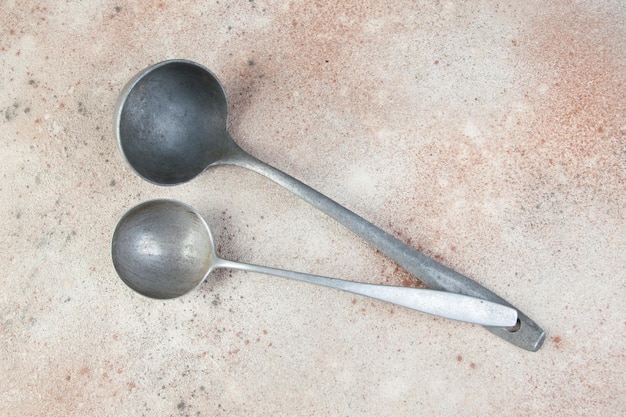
214, 258, 517, 327
226, 149, 545, 350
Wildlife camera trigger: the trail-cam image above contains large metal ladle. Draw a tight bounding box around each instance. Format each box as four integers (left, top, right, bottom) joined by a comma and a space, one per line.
111, 199, 517, 327
114, 59, 544, 350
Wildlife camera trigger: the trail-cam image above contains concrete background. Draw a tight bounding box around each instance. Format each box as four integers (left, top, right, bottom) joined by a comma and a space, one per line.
1, 1, 624, 415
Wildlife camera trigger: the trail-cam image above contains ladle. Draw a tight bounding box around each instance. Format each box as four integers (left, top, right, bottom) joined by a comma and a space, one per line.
111, 199, 518, 327
114, 59, 544, 350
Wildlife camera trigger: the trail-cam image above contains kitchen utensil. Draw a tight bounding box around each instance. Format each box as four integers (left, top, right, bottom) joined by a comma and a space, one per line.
114, 60, 544, 350
111, 199, 518, 327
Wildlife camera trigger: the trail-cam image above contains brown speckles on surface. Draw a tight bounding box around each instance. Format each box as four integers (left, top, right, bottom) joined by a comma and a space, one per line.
551, 335, 563, 349
516, 4, 626, 200
382, 264, 428, 289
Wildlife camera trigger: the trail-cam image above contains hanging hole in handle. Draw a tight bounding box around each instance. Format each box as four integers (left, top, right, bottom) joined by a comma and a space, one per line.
506, 318, 522, 333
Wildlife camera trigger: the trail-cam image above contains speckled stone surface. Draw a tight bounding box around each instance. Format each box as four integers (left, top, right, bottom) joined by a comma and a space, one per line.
1, 1, 625, 415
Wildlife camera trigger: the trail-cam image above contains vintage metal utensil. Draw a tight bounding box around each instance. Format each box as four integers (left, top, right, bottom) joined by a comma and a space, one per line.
111, 199, 518, 327
114, 60, 544, 350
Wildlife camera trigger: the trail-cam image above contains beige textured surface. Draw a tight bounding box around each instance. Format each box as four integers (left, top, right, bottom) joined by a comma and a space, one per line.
1, 1, 625, 415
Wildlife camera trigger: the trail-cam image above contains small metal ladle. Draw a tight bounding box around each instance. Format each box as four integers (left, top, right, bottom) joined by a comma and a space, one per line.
111, 199, 518, 327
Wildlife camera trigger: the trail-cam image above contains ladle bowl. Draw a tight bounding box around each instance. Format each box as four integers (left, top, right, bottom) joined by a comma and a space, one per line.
116, 61, 232, 185
111, 199, 518, 327
114, 60, 544, 350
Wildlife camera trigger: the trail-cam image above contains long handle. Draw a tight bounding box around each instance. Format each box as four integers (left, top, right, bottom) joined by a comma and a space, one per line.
214, 257, 518, 327
223, 146, 545, 350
